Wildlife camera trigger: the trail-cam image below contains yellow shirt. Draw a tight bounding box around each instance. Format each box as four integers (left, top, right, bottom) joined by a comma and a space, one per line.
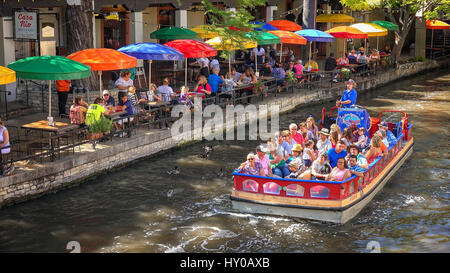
305, 61, 319, 71
85, 104, 105, 126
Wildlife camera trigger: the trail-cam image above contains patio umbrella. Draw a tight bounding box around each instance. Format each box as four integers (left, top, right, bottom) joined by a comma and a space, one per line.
316, 14, 355, 23
150, 26, 199, 40
267, 20, 302, 32
7, 56, 91, 124
206, 36, 257, 75
250, 21, 279, 31
0, 66, 16, 85
67, 48, 137, 97
426, 20, 450, 52
118, 43, 184, 90
245, 31, 281, 74
370, 21, 399, 31
295, 29, 335, 63
350, 23, 388, 51
190, 25, 221, 39
268, 30, 307, 62
164, 40, 217, 86
326, 26, 368, 56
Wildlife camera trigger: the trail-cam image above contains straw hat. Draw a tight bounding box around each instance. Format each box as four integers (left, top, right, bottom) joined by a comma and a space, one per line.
292, 144, 303, 152
319, 128, 330, 136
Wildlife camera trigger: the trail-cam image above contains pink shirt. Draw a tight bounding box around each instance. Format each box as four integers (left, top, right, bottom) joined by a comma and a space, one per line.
256, 154, 270, 175
195, 83, 211, 99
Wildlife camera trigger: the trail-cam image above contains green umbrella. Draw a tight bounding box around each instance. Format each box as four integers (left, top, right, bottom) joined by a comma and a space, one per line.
370, 21, 399, 31
8, 55, 91, 125
245, 31, 281, 75
150, 27, 198, 40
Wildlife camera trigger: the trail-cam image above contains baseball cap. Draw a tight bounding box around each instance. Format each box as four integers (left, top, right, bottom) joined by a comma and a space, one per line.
380, 121, 388, 128
103, 90, 110, 95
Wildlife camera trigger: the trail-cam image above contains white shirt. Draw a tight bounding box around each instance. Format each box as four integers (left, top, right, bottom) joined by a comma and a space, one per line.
157, 85, 174, 102
252, 47, 265, 62
198, 57, 210, 68
317, 138, 332, 155
210, 59, 220, 73
115, 77, 134, 92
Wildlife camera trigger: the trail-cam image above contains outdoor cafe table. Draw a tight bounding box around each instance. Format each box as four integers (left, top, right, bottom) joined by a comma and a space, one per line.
21, 120, 79, 161
147, 101, 171, 128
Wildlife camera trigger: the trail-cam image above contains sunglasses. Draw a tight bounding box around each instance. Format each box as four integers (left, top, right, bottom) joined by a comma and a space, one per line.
248, 158, 255, 161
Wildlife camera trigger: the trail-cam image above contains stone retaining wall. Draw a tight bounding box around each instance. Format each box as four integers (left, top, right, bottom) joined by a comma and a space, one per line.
1, 59, 447, 208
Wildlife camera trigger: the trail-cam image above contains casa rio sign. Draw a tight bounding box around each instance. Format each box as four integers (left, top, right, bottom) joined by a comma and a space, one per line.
14, 10, 39, 40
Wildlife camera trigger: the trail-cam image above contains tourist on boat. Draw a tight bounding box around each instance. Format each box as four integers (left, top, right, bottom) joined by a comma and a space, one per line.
289, 123, 305, 148
303, 140, 316, 168
158, 78, 175, 102
69, 96, 88, 125
256, 145, 272, 176
286, 159, 310, 179
375, 129, 390, 148
341, 127, 353, 146
378, 121, 397, 146
326, 158, 351, 181
194, 75, 212, 99
0, 118, 11, 176
346, 145, 369, 170
288, 144, 305, 169
238, 153, 265, 176
317, 128, 332, 155
299, 122, 315, 143
336, 79, 357, 108
355, 127, 368, 149
327, 140, 347, 168
281, 130, 297, 156
306, 116, 319, 141
311, 152, 332, 180
269, 145, 290, 178
329, 125, 341, 148
364, 135, 388, 164
348, 155, 365, 177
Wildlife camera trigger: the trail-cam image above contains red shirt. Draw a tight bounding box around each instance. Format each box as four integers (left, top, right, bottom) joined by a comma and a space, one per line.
291, 132, 305, 145
56, 80, 71, 92
195, 83, 211, 99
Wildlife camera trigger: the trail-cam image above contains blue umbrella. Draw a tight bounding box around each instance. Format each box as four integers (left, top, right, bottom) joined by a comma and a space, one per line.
295, 29, 334, 62
251, 21, 279, 31
118, 43, 184, 88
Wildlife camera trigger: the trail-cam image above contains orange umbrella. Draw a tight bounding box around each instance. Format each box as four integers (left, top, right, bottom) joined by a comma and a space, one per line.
267, 20, 302, 32
426, 20, 450, 51
268, 30, 307, 62
67, 48, 137, 97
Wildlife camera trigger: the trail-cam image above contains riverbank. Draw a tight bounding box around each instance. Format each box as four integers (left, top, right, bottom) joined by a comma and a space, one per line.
1, 58, 449, 208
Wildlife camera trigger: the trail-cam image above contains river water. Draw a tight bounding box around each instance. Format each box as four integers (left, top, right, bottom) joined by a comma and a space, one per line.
0, 70, 449, 253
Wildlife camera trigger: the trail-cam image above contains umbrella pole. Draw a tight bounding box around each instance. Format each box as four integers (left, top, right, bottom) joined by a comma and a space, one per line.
377, 36, 379, 51
48, 80, 53, 125
98, 70, 103, 98
149, 60, 152, 90
255, 49, 258, 76
309, 41, 312, 63
185, 58, 188, 87
229, 54, 231, 76
280, 43, 283, 63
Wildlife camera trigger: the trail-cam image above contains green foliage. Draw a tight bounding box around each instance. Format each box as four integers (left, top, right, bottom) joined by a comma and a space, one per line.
286, 71, 298, 85
88, 116, 113, 134
201, 0, 265, 58
340, 68, 351, 80
412, 56, 426, 62
254, 79, 265, 94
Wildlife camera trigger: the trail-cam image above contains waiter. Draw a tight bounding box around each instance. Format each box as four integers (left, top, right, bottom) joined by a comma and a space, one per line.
56, 80, 71, 117
336, 79, 357, 108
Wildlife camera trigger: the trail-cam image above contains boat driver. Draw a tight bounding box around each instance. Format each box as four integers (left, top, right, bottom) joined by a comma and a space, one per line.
336, 79, 357, 108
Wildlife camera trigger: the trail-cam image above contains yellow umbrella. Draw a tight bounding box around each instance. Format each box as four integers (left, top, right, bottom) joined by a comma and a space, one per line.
190, 25, 220, 39
350, 23, 388, 51
316, 14, 355, 23
0, 66, 16, 85
206, 36, 257, 74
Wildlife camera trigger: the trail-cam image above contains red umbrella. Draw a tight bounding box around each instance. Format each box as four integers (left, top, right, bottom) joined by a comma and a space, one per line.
267, 20, 302, 32
164, 40, 217, 86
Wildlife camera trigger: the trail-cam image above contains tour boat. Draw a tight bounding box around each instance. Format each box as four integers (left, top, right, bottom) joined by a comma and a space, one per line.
230, 108, 413, 224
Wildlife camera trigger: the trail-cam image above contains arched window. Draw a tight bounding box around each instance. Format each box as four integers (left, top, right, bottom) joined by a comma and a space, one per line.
286, 184, 304, 197
263, 182, 280, 195
310, 185, 330, 198
242, 179, 258, 193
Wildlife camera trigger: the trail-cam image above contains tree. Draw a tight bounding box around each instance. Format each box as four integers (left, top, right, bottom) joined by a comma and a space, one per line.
340, 0, 450, 61
66, 0, 98, 91
201, 0, 266, 58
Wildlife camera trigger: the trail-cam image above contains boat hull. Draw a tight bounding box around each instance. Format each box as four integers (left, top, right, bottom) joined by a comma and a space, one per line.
231, 139, 413, 224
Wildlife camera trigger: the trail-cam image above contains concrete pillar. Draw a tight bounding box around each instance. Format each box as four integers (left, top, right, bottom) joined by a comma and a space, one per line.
0, 17, 17, 103
415, 13, 426, 58
92, 0, 96, 48
266, 6, 278, 22
130, 12, 144, 66
175, 9, 187, 28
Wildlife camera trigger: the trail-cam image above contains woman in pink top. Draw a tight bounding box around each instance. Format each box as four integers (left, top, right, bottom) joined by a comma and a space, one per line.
289, 123, 305, 148
294, 59, 305, 83
194, 75, 211, 99
255, 145, 272, 176
326, 158, 351, 181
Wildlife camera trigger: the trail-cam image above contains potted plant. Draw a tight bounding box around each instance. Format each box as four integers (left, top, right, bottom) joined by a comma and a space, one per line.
286, 71, 297, 92
253, 79, 266, 96
98, 116, 114, 135
87, 119, 102, 140
340, 68, 350, 80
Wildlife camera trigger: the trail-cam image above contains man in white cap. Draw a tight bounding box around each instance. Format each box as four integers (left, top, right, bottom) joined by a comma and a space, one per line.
379, 121, 397, 146
102, 90, 115, 107
316, 128, 332, 155
336, 79, 357, 108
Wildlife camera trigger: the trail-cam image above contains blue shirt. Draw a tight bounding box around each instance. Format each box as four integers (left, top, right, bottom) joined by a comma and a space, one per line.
327, 148, 347, 168
340, 89, 357, 108
349, 164, 365, 173
118, 100, 133, 116
386, 130, 397, 147
272, 67, 286, 80
208, 73, 223, 94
